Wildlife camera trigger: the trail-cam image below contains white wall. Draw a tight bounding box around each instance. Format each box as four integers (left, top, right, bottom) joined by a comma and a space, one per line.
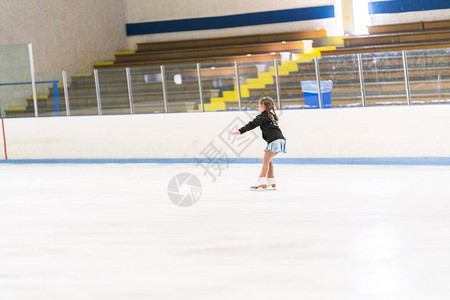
126, 0, 333, 23
0, 0, 127, 73
371, 9, 450, 25
124, 0, 338, 48
2, 105, 450, 160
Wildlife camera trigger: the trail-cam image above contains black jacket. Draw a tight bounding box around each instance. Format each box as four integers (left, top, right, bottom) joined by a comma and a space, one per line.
239, 111, 286, 144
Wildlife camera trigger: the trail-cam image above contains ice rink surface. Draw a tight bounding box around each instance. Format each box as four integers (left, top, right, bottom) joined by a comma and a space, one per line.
1, 162, 450, 299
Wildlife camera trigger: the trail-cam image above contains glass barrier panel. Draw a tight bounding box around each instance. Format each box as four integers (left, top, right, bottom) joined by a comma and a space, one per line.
362, 51, 407, 106
65, 71, 98, 116
97, 68, 130, 115
164, 64, 200, 113
406, 48, 450, 105
0, 44, 34, 118
238, 60, 278, 111
199, 62, 237, 112
129, 66, 164, 114
319, 54, 362, 108
279, 58, 316, 109
34, 71, 65, 117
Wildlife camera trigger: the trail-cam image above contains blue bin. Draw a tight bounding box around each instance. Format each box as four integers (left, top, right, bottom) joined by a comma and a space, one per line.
301, 81, 333, 109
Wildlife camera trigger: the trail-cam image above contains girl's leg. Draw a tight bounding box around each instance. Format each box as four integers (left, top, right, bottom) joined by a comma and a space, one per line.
259, 151, 276, 178
267, 153, 278, 178
267, 161, 274, 178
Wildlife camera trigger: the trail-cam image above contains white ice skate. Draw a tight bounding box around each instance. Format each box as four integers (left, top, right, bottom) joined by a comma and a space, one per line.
266, 177, 277, 190
250, 177, 267, 191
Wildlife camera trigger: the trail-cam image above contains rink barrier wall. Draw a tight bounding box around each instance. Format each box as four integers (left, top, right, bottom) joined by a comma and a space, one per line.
1, 105, 450, 164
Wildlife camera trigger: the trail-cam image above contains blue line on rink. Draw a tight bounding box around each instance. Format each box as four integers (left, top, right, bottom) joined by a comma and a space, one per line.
1, 157, 450, 165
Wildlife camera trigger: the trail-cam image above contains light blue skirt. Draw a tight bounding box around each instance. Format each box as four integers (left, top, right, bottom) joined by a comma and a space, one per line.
264, 139, 286, 153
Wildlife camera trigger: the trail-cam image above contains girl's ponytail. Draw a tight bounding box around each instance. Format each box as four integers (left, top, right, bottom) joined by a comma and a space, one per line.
267, 109, 279, 122
272, 109, 279, 121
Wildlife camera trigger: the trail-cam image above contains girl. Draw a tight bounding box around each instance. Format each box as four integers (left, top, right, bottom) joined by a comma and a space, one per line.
230, 97, 286, 190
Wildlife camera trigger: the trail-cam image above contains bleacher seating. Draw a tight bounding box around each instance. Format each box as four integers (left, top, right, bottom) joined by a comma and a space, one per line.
5, 21, 450, 117
5, 30, 335, 116
328, 19, 450, 53
114, 40, 312, 64
367, 20, 450, 34
223, 50, 450, 109
95, 29, 333, 68
137, 29, 328, 52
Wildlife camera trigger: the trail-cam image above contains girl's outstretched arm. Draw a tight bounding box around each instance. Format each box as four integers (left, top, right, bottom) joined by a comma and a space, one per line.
237, 115, 264, 134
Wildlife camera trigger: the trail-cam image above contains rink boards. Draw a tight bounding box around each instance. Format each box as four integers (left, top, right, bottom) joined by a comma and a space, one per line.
0, 105, 450, 162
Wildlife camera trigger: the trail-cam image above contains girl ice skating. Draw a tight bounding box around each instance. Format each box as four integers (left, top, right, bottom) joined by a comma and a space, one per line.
230, 97, 286, 190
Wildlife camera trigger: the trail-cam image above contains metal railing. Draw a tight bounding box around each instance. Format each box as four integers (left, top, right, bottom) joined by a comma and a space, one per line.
1, 47, 449, 118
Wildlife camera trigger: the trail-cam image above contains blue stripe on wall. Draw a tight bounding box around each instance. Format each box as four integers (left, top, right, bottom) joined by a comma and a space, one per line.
1, 157, 450, 166
126, 6, 335, 36
369, 0, 450, 15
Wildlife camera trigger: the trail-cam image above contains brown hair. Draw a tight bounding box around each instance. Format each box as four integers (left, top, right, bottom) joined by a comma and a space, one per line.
259, 97, 279, 121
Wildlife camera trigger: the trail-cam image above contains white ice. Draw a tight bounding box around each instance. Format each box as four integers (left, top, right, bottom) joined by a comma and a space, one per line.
1, 163, 450, 299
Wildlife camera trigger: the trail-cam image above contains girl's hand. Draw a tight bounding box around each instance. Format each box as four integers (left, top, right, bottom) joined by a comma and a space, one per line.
230, 131, 241, 135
